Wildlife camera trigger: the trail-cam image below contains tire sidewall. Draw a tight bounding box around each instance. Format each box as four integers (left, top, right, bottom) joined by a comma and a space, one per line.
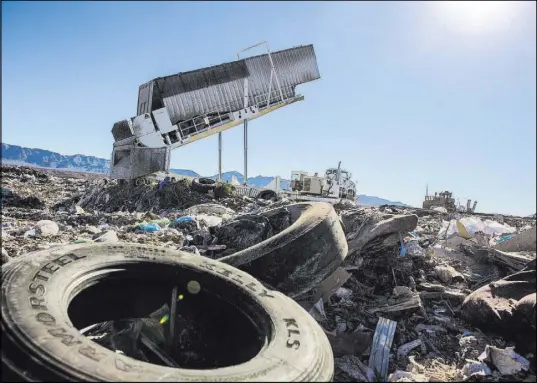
2, 243, 332, 382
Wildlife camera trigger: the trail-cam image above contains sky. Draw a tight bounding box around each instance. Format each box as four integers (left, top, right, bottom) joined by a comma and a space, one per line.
2, 1, 536, 216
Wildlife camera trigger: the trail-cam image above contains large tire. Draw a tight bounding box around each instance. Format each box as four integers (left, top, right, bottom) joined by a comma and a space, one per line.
257, 190, 278, 201
220, 202, 348, 298
191, 178, 217, 194
1, 243, 333, 382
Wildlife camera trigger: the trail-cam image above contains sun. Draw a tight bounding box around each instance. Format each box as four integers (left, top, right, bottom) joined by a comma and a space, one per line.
431, 1, 521, 35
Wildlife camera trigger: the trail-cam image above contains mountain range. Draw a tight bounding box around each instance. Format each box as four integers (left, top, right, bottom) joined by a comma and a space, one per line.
1, 143, 409, 207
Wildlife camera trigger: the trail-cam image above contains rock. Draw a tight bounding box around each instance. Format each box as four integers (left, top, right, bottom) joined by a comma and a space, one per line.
94, 230, 119, 243
35, 220, 59, 237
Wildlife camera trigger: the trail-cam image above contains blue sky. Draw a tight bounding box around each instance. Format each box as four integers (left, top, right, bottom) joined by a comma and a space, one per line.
2, 1, 536, 216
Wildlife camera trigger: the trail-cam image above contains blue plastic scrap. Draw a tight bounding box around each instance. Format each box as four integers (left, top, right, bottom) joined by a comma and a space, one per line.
139, 223, 161, 232
496, 234, 514, 244
175, 216, 195, 224
399, 232, 407, 257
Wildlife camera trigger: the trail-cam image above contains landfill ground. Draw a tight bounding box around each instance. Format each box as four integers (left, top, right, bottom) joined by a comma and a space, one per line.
1, 164, 536, 382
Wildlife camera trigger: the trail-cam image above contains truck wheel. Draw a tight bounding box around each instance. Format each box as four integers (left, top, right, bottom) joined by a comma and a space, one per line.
191, 178, 217, 194
1, 243, 333, 382
220, 202, 348, 298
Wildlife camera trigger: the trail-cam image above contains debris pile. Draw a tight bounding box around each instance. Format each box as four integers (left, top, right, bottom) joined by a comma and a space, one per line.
321, 205, 536, 382
2, 164, 536, 382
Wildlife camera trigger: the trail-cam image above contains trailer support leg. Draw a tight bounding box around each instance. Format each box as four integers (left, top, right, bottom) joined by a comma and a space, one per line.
218, 132, 222, 182
243, 119, 248, 185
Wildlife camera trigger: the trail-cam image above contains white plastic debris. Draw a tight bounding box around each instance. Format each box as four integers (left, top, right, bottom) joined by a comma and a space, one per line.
335, 287, 353, 300
406, 240, 424, 258
35, 220, 59, 237
94, 230, 119, 243
194, 214, 223, 228
388, 370, 429, 382
458, 361, 492, 380
437, 217, 516, 240
74, 205, 85, 214
478, 345, 530, 375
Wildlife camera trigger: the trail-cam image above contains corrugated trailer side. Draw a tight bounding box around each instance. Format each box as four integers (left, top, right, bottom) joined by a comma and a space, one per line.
143, 44, 320, 125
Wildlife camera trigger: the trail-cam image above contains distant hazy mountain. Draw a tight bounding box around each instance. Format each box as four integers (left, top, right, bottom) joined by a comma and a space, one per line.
357, 195, 409, 207
1, 143, 409, 206
1, 143, 109, 174
170, 169, 200, 178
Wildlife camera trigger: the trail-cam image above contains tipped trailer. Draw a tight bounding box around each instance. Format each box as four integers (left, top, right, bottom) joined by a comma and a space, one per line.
109, 43, 321, 184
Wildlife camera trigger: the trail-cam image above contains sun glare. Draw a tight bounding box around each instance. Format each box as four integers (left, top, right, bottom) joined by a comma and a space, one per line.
432, 1, 520, 35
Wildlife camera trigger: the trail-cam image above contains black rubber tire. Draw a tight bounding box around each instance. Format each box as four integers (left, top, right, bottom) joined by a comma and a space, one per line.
257, 190, 278, 201
220, 202, 348, 298
191, 178, 217, 194
1, 243, 333, 382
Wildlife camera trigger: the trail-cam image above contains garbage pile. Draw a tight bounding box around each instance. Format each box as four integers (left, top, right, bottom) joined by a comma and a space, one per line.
322, 205, 536, 382
1, 164, 536, 382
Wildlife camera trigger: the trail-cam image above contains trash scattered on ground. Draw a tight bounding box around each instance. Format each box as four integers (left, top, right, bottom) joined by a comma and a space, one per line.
3, 164, 537, 382
459, 361, 492, 380
388, 370, 429, 382
335, 355, 375, 382
478, 345, 530, 375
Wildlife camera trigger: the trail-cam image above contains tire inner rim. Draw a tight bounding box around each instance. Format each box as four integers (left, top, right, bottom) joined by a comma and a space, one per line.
67, 262, 272, 369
